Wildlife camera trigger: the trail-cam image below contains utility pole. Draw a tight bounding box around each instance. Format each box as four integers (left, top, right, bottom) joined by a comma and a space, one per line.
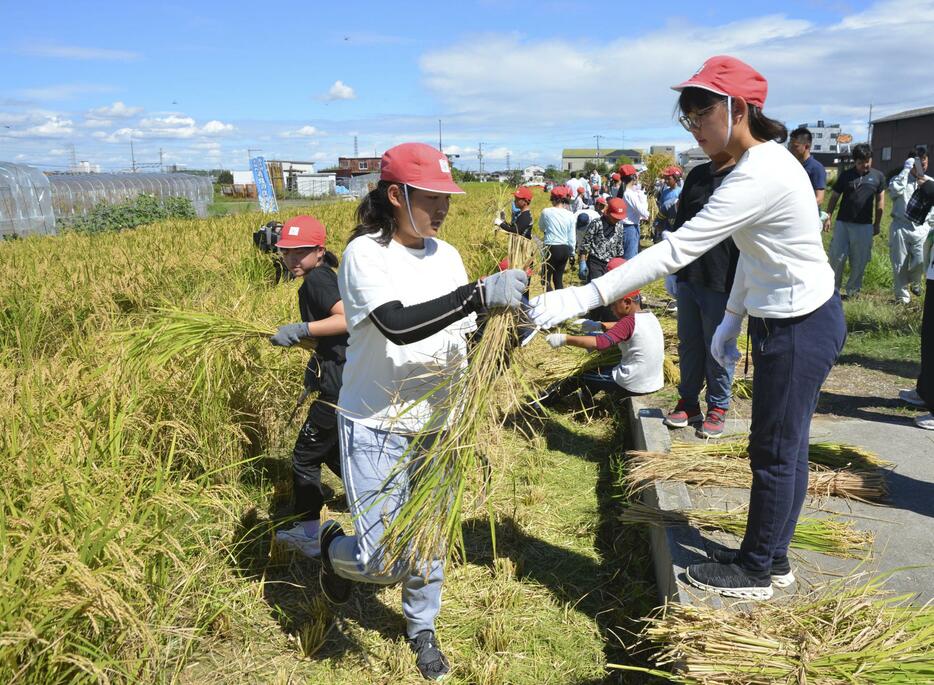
69, 143, 77, 172
159, 147, 164, 173
594, 134, 603, 159
867, 103, 873, 145
353, 135, 359, 158
478, 142, 484, 177
130, 137, 136, 173
438, 119, 443, 152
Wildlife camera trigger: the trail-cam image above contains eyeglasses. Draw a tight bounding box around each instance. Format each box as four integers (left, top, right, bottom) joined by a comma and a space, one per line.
678, 103, 721, 132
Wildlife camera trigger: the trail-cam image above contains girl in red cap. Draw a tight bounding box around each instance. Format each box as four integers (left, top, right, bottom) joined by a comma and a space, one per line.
318, 142, 528, 680
269, 215, 348, 560
529, 55, 846, 601
540, 186, 575, 291
615, 164, 649, 259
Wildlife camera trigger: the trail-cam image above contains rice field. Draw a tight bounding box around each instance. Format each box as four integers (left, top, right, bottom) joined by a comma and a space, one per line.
0, 184, 665, 684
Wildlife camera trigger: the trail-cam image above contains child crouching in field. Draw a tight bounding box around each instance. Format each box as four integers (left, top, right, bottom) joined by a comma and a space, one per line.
542, 258, 664, 406
268, 216, 348, 558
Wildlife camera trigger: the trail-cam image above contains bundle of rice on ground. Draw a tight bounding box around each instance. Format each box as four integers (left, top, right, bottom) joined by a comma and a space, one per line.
611, 574, 934, 683
665, 439, 891, 470
619, 502, 872, 558
622, 449, 888, 502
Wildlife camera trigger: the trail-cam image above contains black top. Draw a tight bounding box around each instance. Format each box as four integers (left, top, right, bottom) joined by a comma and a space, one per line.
500, 209, 533, 239
298, 265, 348, 398
673, 161, 740, 294
832, 167, 885, 224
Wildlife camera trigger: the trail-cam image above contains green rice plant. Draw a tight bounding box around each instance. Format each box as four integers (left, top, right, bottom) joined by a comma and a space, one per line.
619, 501, 872, 558
611, 573, 934, 684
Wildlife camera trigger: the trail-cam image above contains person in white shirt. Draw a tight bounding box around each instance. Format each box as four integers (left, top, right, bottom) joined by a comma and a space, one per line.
527, 55, 846, 602
540, 187, 576, 290
320, 142, 528, 680
616, 164, 650, 258
888, 148, 933, 304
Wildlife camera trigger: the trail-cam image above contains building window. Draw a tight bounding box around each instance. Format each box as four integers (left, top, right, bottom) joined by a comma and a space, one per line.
567, 163, 572, 171
830, 133, 838, 139
814, 145, 822, 151
882, 147, 892, 161
340, 160, 349, 168
816, 132, 823, 138
830, 145, 837, 152
358, 161, 367, 171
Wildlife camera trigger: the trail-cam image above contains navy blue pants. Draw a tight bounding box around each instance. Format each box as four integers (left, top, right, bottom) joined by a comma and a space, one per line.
917, 279, 934, 412
739, 293, 846, 574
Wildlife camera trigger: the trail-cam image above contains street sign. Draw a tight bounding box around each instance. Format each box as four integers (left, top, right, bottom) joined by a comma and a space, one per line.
250, 156, 279, 214
837, 133, 853, 144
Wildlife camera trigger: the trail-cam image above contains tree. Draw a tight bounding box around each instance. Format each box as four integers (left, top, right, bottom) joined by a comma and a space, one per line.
583, 161, 609, 176
543, 165, 564, 182
217, 170, 233, 184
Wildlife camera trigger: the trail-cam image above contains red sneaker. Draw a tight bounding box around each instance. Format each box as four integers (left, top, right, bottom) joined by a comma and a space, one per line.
663, 399, 703, 428
697, 407, 727, 438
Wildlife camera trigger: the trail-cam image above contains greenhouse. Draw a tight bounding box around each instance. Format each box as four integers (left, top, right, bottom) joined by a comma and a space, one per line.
0, 162, 214, 238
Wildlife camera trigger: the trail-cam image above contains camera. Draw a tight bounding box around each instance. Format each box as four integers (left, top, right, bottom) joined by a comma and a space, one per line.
252, 220, 283, 253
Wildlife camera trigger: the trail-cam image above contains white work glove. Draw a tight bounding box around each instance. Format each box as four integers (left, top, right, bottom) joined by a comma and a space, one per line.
904, 157, 916, 171
710, 311, 743, 370
546, 333, 567, 348
527, 284, 602, 329
664, 275, 678, 298
481, 269, 529, 309
573, 318, 603, 333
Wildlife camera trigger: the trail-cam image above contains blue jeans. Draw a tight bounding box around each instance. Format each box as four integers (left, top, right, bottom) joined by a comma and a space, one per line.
330, 415, 444, 638
622, 224, 640, 259
738, 293, 846, 574
675, 281, 734, 410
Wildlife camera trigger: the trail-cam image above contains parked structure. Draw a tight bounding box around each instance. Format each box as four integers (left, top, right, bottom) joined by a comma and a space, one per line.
561, 148, 643, 172
796, 120, 847, 155
679, 147, 709, 171
337, 156, 381, 178
871, 106, 934, 175
650, 145, 676, 158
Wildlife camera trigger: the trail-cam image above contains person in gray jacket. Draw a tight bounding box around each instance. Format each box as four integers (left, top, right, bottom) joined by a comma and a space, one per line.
888, 147, 933, 304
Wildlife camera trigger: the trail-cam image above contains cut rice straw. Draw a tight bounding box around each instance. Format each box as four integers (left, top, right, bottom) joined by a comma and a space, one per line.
610, 572, 934, 684
622, 449, 888, 502
665, 438, 891, 470
619, 501, 872, 558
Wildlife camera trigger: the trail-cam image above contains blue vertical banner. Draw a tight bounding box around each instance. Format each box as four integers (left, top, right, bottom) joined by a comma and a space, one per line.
250, 156, 279, 213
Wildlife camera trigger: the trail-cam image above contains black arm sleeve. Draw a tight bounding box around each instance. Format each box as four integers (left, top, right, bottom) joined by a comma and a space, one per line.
499, 210, 533, 239
368, 281, 484, 345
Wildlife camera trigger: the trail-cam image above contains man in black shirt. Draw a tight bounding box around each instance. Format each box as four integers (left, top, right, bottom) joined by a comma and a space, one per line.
663, 151, 739, 439
824, 143, 886, 297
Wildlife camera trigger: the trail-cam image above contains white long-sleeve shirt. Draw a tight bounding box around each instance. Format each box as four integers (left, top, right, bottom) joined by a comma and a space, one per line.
621, 185, 649, 225
889, 166, 934, 228
590, 140, 835, 319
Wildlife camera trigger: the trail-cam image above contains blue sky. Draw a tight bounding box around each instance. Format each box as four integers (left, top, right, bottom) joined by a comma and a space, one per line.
3, 0, 934, 172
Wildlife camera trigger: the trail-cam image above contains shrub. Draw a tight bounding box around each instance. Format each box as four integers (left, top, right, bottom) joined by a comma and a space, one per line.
59, 194, 197, 234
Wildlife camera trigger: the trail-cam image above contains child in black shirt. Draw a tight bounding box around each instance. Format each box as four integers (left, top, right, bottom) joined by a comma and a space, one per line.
269, 215, 348, 558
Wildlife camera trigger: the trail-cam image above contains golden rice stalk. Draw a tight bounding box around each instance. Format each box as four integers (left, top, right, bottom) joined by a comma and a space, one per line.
619, 501, 872, 558
610, 574, 934, 684
665, 438, 890, 470
621, 450, 888, 502
378, 232, 536, 568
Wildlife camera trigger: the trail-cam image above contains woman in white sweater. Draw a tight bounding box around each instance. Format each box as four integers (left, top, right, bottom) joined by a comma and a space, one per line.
528, 55, 846, 601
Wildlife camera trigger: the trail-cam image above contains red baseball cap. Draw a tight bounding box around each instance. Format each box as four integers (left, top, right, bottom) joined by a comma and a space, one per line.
380, 142, 465, 194
594, 196, 608, 206
576, 186, 585, 194
513, 186, 533, 201
611, 172, 620, 181
672, 55, 768, 109
276, 215, 327, 248
606, 258, 640, 297
662, 165, 683, 177
618, 164, 638, 177
551, 185, 568, 197
606, 197, 627, 220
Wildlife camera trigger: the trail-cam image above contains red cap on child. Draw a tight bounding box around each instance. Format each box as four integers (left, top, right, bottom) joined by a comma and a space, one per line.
606, 198, 628, 221
380, 142, 465, 194
513, 186, 533, 201
618, 164, 638, 177
275, 215, 327, 248
672, 55, 768, 108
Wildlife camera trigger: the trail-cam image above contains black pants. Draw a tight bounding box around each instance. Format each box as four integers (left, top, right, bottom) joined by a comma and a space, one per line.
585, 256, 612, 321
918, 278, 934, 411
542, 244, 571, 291
739, 293, 846, 573
292, 396, 342, 521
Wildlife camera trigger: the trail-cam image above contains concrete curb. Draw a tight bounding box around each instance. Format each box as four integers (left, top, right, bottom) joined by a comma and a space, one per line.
627, 397, 722, 609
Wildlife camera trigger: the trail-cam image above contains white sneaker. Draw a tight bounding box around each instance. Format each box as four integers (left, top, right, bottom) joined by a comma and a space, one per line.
275, 521, 321, 557
914, 413, 934, 431
899, 388, 926, 407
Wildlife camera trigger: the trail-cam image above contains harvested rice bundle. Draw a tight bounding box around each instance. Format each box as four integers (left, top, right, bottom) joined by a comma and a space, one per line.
379, 232, 536, 567
619, 501, 872, 558
666, 438, 890, 470
622, 449, 888, 502
611, 574, 934, 684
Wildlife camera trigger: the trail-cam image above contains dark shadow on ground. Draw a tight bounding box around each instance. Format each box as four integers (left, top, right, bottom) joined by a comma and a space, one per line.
816, 391, 920, 425
835, 354, 919, 380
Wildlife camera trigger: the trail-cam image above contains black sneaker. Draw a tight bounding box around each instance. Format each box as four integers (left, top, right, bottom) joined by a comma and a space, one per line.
318, 520, 352, 605
685, 561, 773, 600
408, 630, 450, 681
708, 548, 795, 588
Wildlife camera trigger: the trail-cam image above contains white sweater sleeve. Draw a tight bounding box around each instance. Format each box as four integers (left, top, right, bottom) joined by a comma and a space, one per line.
726, 256, 749, 316
590, 167, 765, 306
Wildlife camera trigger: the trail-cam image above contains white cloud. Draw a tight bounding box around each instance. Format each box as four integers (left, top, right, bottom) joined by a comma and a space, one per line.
17, 41, 140, 60
81, 118, 113, 128
202, 119, 235, 135
322, 80, 356, 101
91, 115, 236, 142
88, 101, 143, 118
8, 116, 74, 138
280, 125, 320, 138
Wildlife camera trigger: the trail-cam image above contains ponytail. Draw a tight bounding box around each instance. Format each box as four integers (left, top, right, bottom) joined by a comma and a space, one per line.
348, 180, 398, 246
747, 105, 787, 143
322, 250, 339, 268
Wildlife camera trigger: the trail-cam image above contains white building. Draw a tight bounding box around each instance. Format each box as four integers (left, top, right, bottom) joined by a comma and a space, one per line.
295, 173, 336, 198
797, 120, 847, 154
650, 145, 676, 158
679, 147, 709, 170
75, 161, 101, 173
522, 165, 545, 182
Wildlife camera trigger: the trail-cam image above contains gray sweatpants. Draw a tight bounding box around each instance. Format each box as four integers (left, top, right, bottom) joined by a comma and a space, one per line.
828, 220, 874, 294
329, 414, 444, 638
889, 217, 929, 302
